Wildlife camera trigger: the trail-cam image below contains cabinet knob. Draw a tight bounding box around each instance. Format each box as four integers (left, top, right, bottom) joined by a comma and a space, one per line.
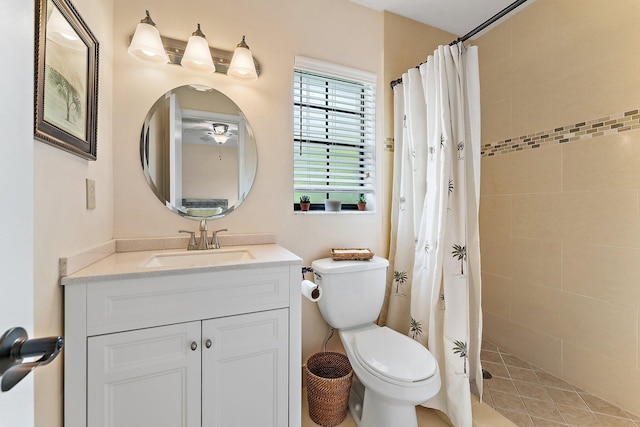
190, 341, 198, 351
205, 339, 212, 349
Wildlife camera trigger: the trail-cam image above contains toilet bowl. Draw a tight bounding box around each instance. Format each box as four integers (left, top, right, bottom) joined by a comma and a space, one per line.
340, 324, 440, 427
311, 256, 441, 427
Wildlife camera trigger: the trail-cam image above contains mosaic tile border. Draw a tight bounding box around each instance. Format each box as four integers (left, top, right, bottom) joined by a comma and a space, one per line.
482, 109, 640, 157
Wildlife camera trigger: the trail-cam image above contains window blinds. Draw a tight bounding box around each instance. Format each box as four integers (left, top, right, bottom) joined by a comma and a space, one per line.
293, 69, 375, 198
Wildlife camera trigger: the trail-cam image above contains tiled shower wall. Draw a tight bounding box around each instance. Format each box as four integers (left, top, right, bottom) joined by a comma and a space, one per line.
475, 0, 640, 418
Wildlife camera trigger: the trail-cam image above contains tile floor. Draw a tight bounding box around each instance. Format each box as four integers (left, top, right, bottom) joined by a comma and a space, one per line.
302, 341, 640, 427
482, 342, 640, 426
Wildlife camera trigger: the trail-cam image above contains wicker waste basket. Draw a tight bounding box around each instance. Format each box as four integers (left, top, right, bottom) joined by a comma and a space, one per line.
305, 352, 353, 427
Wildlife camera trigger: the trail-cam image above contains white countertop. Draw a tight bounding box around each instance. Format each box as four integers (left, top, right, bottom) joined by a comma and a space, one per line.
61, 243, 302, 285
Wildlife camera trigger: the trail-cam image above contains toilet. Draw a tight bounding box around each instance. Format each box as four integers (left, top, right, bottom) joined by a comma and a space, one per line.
312, 256, 441, 427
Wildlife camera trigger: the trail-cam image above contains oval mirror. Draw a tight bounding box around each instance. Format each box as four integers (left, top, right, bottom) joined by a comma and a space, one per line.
140, 85, 257, 219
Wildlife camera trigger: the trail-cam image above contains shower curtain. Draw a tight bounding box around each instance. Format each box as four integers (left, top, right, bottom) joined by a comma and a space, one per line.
383, 44, 482, 427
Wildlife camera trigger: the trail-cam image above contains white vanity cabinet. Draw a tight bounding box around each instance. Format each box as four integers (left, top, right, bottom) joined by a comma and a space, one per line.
87, 309, 288, 427
63, 253, 301, 427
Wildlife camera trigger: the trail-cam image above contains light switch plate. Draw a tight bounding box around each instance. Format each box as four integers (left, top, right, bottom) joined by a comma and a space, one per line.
86, 179, 96, 210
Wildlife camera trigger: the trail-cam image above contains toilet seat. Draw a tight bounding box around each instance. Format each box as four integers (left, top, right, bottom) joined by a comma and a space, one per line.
353, 326, 437, 383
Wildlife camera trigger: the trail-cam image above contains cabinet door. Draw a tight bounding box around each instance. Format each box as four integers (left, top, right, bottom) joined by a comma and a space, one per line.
202, 309, 289, 427
87, 322, 202, 427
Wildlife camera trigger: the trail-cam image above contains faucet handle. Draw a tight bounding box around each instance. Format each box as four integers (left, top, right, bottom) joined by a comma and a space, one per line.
179, 230, 198, 250
212, 228, 228, 249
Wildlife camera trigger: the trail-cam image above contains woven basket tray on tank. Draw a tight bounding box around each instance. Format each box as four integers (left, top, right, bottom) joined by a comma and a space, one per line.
330, 248, 374, 261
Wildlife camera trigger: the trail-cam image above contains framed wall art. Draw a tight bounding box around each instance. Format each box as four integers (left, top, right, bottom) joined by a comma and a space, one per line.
35, 0, 99, 160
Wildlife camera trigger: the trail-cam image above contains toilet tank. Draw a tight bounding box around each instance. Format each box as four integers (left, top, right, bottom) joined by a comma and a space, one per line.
311, 256, 389, 330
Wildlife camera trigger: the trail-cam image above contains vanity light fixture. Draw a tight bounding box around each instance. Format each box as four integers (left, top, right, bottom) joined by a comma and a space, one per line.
128, 11, 260, 78
181, 24, 216, 73
228, 36, 258, 81
210, 123, 230, 144
128, 10, 169, 63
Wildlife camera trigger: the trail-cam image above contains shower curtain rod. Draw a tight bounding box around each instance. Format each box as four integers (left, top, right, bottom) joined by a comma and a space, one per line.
389, 0, 529, 89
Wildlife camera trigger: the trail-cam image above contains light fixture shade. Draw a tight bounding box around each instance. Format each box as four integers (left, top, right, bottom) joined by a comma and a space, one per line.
228, 36, 258, 80
212, 133, 230, 144
181, 25, 215, 73
128, 11, 168, 63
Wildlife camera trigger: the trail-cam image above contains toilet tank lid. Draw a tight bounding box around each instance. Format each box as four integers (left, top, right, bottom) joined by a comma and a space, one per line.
312, 256, 389, 274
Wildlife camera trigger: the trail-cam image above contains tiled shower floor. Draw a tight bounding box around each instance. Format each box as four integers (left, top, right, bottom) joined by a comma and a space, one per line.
482, 342, 640, 426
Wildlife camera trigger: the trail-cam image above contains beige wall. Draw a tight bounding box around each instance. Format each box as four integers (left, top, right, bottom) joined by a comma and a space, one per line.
476, 0, 640, 416
33, 0, 114, 425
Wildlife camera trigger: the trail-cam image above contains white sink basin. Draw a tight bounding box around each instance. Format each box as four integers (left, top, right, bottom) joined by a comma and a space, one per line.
144, 249, 253, 268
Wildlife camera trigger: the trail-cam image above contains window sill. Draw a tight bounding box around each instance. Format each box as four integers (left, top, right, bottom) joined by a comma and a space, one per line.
294, 210, 375, 215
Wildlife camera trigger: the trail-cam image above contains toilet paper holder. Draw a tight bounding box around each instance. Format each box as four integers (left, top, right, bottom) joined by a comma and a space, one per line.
301, 266, 322, 301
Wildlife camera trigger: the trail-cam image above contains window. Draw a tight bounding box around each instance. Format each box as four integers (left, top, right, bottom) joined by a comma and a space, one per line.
293, 57, 376, 211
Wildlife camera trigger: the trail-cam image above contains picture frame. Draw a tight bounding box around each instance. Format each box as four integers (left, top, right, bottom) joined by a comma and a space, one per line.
34, 0, 99, 160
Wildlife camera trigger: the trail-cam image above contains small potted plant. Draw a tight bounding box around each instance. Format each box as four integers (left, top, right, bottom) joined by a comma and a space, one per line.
357, 195, 367, 211
299, 195, 311, 211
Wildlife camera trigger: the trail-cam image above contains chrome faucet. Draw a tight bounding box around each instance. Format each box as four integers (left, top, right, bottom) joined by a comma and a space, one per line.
212, 228, 228, 249
197, 219, 211, 250
179, 221, 227, 250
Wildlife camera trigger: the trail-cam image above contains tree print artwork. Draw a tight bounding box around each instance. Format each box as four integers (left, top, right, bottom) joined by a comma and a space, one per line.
393, 270, 408, 294
409, 317, 423, 339
46, 65, 82, 123
451, 244, 467, 275
452, 340, 468, 376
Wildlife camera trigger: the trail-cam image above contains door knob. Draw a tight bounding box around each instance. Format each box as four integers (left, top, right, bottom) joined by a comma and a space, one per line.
0, 327, 64, 392
205, 339, 212, 349
190, 341, 198, 351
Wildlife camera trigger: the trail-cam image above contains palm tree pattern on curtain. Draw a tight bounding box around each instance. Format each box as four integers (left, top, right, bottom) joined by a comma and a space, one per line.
457, 141, 465, 159
410, 317, 423, 339
451, 244, 467, 276
394, 270, 408, 295
452, 340, 469, 377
